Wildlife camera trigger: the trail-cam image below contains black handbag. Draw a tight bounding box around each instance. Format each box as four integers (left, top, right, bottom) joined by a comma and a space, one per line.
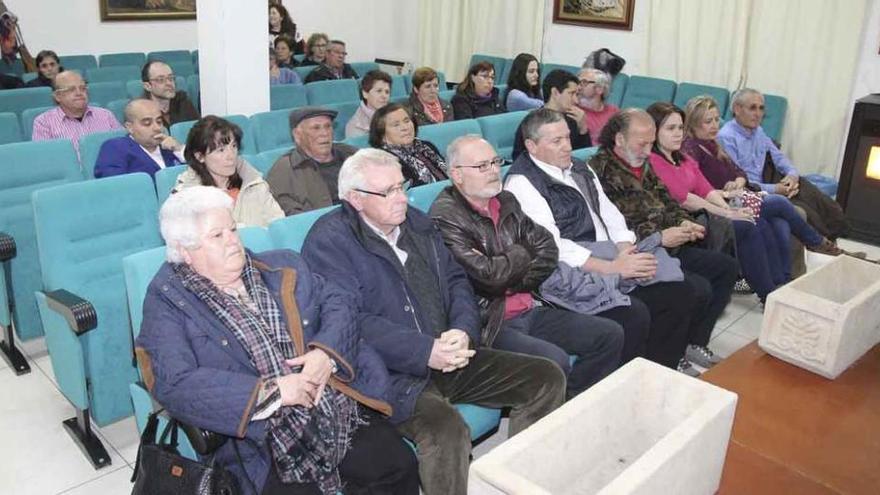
131, 410, 240, 495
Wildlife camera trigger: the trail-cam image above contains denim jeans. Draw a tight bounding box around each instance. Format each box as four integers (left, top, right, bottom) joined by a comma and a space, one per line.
733, 218, 786, 301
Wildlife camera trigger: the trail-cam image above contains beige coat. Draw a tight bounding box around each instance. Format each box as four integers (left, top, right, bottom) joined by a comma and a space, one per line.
173, 158, 284, 228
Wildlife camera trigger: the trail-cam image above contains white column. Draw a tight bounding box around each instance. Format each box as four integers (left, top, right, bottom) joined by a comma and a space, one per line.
196, 0, 269, 116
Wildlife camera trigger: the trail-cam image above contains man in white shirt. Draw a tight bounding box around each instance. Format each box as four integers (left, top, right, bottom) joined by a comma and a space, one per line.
93, 99, 185, 180
505, 108, 700, 375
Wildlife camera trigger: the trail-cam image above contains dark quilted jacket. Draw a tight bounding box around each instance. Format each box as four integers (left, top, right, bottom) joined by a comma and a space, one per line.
589, 148, 692, 240
136, 249, 391, 495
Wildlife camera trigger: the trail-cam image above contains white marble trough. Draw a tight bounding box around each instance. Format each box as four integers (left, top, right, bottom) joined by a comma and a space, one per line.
759, 255, 880, 379
468, 358, 738, 495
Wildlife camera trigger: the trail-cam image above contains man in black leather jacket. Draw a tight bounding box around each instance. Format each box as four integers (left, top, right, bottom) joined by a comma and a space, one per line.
429, 135, 623, 398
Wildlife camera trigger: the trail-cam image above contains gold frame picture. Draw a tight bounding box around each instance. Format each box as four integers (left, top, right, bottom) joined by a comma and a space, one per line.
100, 0, 196, 22
553, 0, 635, 31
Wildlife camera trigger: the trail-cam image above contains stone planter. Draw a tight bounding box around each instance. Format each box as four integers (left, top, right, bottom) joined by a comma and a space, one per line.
468, 358, 738, 495
759, 255, 880, 379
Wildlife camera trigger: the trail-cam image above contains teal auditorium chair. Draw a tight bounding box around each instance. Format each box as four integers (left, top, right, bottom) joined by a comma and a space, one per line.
572, 146, 600, 163
390, 74, 408, 98
0, 57, 24, 75
0, 87, 54, 117
673, 82, 730, 112
306, 79, 360, 105
619, 75, 677, 110
342, 134, 370, 149
0, 140, 82, 373
540, 63, 580, 83
21, 72, 37, 83
418, 119, 482, 159
147, 50, 192, 65
0, 112, 22, 144
270, 83, 308, 110
166, 60, 195, 78
606, 73, 627, 108
294, 66, 315, 82
269, 205, 340, 252
79, 129, 128, 178
469, 54, 508, 81
86, 81, 127, 107
126, 76, 186, 99
19, 106, 53, 140
403, 71, 446, 94
724, 93, 788, 143
59, 55, 98, 73
477, 111, 528, 160
155, 166, 187, 205
349, 62, 380, 77
439, 89, 456, 102
191, 50, 199, 67
498, 59, 514, 89
254, 147, 292, 176
325, 100, 360, 141
33, 173, 163, 468
187, 74, 200, 110
169, 114, 255, 152
106, 99, 128, 124
407, 180, 451, 212
250, 108, 295, 152
86, 65, 141, 84
99, 52, 146, 68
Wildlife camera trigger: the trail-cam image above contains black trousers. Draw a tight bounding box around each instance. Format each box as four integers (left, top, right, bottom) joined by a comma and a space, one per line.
261, 411, 420, 495
675, 246, 739, 347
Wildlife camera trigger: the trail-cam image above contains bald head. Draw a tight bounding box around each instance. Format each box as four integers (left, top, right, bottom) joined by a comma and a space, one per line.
447, 135, 503, 204
124, 99, 166, 150
52, 71, 89, 117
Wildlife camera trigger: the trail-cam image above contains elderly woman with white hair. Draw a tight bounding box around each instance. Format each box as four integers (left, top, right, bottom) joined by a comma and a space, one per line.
135, 186, 419, 495
575, 67, 619, 140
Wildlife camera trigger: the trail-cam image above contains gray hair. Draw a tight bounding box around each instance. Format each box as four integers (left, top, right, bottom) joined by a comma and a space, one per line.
730, 88, 762, 114
578, 68, 612, 98
337, 148, 402, 199
521, 107, 566, 143
159, 186, 234, 263
446, 134, 488, 167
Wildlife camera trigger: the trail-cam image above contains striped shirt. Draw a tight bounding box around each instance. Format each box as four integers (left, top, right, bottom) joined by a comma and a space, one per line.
32, 106, 122, 156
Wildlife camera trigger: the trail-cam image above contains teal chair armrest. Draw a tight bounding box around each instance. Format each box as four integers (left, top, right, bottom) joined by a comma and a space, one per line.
44, 289, 98, 336
0, 232, 15, 261
35, 291, 89, 410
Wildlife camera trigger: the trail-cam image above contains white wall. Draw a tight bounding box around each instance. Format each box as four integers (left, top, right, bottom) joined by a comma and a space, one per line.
540, 0, 652, 71
9, 0, 197, 56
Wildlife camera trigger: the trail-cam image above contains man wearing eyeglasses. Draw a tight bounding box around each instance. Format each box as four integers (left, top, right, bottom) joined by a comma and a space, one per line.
303, 39, 359, 83
302, 148, 565, 495
32, 70, 122, 156
141, 60, 199, 127
430, 134, 623, 399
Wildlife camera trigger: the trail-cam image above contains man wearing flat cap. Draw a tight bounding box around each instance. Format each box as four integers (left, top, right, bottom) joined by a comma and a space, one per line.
267, 106, 358, 215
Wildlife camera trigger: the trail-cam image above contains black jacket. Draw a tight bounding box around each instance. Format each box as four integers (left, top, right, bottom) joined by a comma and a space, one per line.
304, 63, 359, 84
429, 186, 558, 346
450, 87, 505, 120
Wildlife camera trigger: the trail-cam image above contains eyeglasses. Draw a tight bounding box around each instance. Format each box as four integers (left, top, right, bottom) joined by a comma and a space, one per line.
330, 49, 348, 56
355, 180, 411, 198
455, 157, 505, 173
149, 74, 176, 84
578, 79, 596, 86
476, 73, 495, 81
55, 84, 88, 94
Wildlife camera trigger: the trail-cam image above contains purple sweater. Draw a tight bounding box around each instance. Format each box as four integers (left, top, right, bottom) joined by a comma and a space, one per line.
681, 137, 748, 190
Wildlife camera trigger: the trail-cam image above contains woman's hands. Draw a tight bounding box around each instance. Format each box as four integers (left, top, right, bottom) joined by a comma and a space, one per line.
277, 349, 334, 408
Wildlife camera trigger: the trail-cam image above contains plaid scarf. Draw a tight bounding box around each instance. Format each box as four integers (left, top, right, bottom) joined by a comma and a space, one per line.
174, 256, 360, 494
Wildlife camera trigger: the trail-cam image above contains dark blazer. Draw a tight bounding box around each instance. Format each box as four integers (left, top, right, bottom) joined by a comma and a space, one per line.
136, 249, 392, 495
302, 203, 480, 424
93, 135, 183, 179
450, 87, 505, 120
304, 63, 359, 84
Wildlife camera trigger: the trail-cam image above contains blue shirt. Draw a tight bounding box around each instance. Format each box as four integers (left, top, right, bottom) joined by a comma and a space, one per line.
506, 89, 544, 111
270, 68, 302, 86
717, 119, 798, 193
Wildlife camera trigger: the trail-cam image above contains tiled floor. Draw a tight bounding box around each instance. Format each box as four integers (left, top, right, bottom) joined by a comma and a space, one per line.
1, 239, 878, 494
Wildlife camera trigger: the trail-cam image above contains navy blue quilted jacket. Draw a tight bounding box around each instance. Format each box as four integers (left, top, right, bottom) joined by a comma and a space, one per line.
136, 249, 392, 495
302, 202, 480, 424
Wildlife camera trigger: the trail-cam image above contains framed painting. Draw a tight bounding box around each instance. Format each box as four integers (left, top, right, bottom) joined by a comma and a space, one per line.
553, 0, 635, 31
100, 0, 196, 21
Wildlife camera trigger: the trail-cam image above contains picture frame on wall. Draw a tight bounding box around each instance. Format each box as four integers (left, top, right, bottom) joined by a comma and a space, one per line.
100, 0, 196, 21
553, 0, 635, 31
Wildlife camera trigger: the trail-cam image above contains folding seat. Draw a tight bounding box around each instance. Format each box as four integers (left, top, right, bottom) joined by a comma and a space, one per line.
20, 106, 53, 141
1, 57, 24, 75
468, 54, 507, 81
572, 146, 600, 163
407, 179, 451, 212
0, 87, 54, 118
540, 63, 581, 84
169, 114, 255, 152
85, 81, 127, 107
417, 119, 482, 159
79, 129, 128, 178
255, 146, 293, 176
250, 108, 296, 152
59, 55, 98, 74
269, 205, 340, 252
619, 75, 677, 110
186, 74, 200, 109
404, 71, 447, 94
147, 50, 192, 65
155, 166, 187, 205
673, 82, 730, 112
99, 52, 146, 68
0, 140, 82, 371
607, 73, 629, 108
498, 59, 514, 88
306, 79, 360, 106
477, 111, 529, 160
0, 112, 22, 144
33, 173, 163, 467
438, 89, 456, 102
106, 98, 128, 124
125, 76, 186, 99
270, 83, 308, 110
166, 60, 195, 78
21, 72, 37, 84
294, 66, 314, 82
390, 74, 408, 98
349, 62, 380, 77
325, 100, 360, 141
85, 65, 140, 84
342, 134, 370, 149
723, 92, 788, 142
